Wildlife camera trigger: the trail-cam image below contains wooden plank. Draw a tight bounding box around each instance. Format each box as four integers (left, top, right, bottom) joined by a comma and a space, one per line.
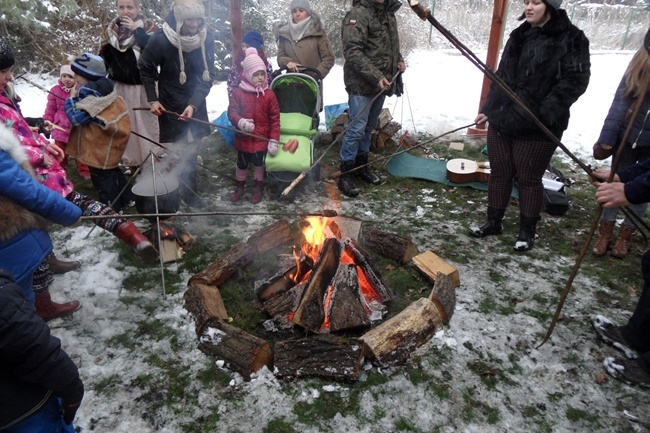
428, 272, 456, 324
412, 250, 460, 288
359, 297, 443, 366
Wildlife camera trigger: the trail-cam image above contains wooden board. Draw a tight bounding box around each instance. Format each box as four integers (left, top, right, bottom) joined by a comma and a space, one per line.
412, 250, 460, 288
359, 297, 443, 366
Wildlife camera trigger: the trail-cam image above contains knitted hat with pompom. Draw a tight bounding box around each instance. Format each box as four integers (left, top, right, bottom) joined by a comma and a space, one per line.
241, 46, 266, 85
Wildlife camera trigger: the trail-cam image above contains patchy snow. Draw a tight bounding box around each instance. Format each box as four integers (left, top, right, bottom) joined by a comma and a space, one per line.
11, 48, 647, 432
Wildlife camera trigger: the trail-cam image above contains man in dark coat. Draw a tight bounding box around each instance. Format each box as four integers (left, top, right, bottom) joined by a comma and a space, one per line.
0, 270, 84, 431
138, 0, 216, 208
339, 0, 406, 198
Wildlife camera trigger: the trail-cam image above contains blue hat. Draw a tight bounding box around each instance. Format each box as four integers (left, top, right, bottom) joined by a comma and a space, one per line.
242, 31, 264, 50
71, 53, 106, 81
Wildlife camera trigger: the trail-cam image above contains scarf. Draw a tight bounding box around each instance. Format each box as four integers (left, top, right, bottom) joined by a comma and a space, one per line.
104, 15, 158, 55
162, 21, 211, 85
289, 16, 312, 42
239, 77, 267, 97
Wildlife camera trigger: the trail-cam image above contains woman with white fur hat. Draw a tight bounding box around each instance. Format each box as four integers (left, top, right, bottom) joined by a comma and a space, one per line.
138, 0, 216, 209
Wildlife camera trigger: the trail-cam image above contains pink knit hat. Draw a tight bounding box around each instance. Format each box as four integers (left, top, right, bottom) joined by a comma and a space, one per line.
241, 47, 266, 84
60, 64, 74, 77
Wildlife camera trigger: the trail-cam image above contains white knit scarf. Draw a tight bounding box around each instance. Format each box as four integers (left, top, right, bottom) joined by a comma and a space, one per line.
162, 21, 211, 85
289, 16, 312, 42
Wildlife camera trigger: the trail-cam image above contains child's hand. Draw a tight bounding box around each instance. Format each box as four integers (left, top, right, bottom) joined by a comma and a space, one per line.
267, 140, 280, 156
238, 118, 255, 133
46, 142, 65, 163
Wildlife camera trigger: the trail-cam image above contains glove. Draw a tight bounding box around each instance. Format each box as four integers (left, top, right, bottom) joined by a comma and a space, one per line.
267, 140, 279, 157
63, 401, 81, 425
237, 118, 255, 133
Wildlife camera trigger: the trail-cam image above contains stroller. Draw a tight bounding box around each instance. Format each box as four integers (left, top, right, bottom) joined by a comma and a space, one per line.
265, 67, 322, 198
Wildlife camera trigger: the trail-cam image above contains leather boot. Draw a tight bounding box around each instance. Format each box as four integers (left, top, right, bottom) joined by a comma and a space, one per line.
48, 253, 81, 274
514, 214, 540, 251
470, 206, 505, 238
338, 162, 360, 197
252, 181, 264, 204
231, 181, 245, 202
611, 225, 636, 259
115, 222, 158, 260
592, 220, 615, 257
354, 154, 381, 185
34, 290, 80, 321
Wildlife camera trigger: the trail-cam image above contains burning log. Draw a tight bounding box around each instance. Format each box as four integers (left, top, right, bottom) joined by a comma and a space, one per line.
198, 317, 273, 380
361, 226, 419, 264
428, 272, 456, 323
262, 282, 306, 328
189, 242, 254, 286
326, 264, 371, 333
292, 237, 342, 333
412, 251, 460, 288
254, 256, 312, 302
359, 297, 443, 366
246, 219, 293, 254
344, 240, 393, 303
184, 282, 229, 334
274, 336, 364, 380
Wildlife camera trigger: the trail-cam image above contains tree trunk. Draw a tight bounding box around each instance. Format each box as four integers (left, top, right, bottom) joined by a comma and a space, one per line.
361, 226, 419, 264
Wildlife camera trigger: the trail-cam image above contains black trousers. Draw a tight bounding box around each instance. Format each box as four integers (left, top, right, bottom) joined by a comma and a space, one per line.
621, 248, 650, 372
89, 166, 133, 213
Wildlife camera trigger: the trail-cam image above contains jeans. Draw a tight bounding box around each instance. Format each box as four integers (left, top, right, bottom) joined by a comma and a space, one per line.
340, 94, 386, 163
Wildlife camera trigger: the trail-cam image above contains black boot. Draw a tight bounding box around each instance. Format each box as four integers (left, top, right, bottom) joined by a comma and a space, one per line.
338, 162, 360, 197
514, 214, 540, 251
354, 153, 381, 185
470, 206, 505, 238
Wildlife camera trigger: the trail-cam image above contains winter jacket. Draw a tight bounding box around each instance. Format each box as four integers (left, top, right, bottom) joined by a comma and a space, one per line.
100, 27, 153, 85
341, 0, 404, 97
0, 124, 80, 294
65, 78, 131, 170
228, 88, 280, 154
276, 12, 335, 80
0, 91, 74, 198
138, 11, 216, 143
227, 52, 273, 97
597, 77, 650, 150
42, 80, 72, 144
482, 9, 591, 140
0, 270, 84, 430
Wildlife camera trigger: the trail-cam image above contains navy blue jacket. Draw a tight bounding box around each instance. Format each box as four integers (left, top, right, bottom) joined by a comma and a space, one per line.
0, 270, 83, 429
619, 159, 650, 205
597, 77, 650, 150
482, 9, 590, 140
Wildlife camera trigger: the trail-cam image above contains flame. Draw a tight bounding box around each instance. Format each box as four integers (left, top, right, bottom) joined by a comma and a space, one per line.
301, 217, 329, 261
320, 285, 335, 332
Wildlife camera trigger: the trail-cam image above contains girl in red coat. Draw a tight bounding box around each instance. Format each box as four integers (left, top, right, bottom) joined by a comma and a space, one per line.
228, 47, 280, 204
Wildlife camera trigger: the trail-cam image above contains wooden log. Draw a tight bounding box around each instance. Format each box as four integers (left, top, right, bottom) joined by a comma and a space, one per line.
375, 108, 393, 130
428, 271, 456, 324
198, 317, 273, 380
189, 242, 254, 286
262, 282, 305, 319
326, 264, 371, 333
183, 282, 229, 335
330, 215, 363, 241
247, 219, 293, 253
359, 297, 443, 366
400, 133, 418, 149
345, 240, 393, 302
292, 238, 343, 333
412, 250, 460, 288
254, 256, 311, 302
361, 225, 419, 264
274, 336, 364, 380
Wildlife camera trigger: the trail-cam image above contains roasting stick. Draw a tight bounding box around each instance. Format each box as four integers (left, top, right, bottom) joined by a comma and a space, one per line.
79, 209, 339, 221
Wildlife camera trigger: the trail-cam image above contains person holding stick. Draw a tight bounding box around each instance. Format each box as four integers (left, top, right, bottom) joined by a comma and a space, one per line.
470, 0, 590, 251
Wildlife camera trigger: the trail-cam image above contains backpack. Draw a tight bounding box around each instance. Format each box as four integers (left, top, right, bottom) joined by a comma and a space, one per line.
542, 164, 570, 216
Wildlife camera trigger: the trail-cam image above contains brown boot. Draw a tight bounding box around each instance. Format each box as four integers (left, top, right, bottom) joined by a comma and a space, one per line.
34, 290, 80, 321
611, 225, 636, 259
592, 220, 615, 257
252, 181, 264, 204
48, 253, 81, 274
115, 222, 158, 260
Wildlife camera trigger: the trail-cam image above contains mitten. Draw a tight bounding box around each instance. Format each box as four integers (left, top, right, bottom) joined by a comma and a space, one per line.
237, 118, 255, 133
267, 140, 279, 157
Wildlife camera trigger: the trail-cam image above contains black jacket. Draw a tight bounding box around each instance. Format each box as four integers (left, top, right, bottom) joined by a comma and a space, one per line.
0, 270, 83, 429
597, 77, 650, 150
482, 9, 590, 140
100, 28, 152, 85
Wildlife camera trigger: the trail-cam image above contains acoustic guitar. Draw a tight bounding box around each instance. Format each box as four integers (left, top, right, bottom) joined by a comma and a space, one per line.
446, 158, 491, 184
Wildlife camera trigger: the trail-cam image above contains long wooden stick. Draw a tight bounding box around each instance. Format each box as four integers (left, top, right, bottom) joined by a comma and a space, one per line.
79, 209, 338, 220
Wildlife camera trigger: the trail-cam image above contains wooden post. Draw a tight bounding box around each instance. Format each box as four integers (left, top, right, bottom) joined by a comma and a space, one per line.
229, 0, 242, 63
467, 0, 509, 136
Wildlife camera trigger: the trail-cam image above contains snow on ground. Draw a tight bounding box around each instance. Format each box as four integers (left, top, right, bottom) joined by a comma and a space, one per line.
13, 49, 645, 433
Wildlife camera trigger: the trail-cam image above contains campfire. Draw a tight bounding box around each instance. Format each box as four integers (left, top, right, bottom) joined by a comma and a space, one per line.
184, 218, 457, 381
144, 220, 196, 262
255, 217, 392, 334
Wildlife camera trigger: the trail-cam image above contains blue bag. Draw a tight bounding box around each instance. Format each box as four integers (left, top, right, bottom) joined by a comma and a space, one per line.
324, 103, 349, 130
213, 111, 235, 147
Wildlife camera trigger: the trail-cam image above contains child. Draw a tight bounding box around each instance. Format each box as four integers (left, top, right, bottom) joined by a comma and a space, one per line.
227, 47, 280, 204
227, 30, 274, 97
65, 52, 134, 212
43, 64, 91, 179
